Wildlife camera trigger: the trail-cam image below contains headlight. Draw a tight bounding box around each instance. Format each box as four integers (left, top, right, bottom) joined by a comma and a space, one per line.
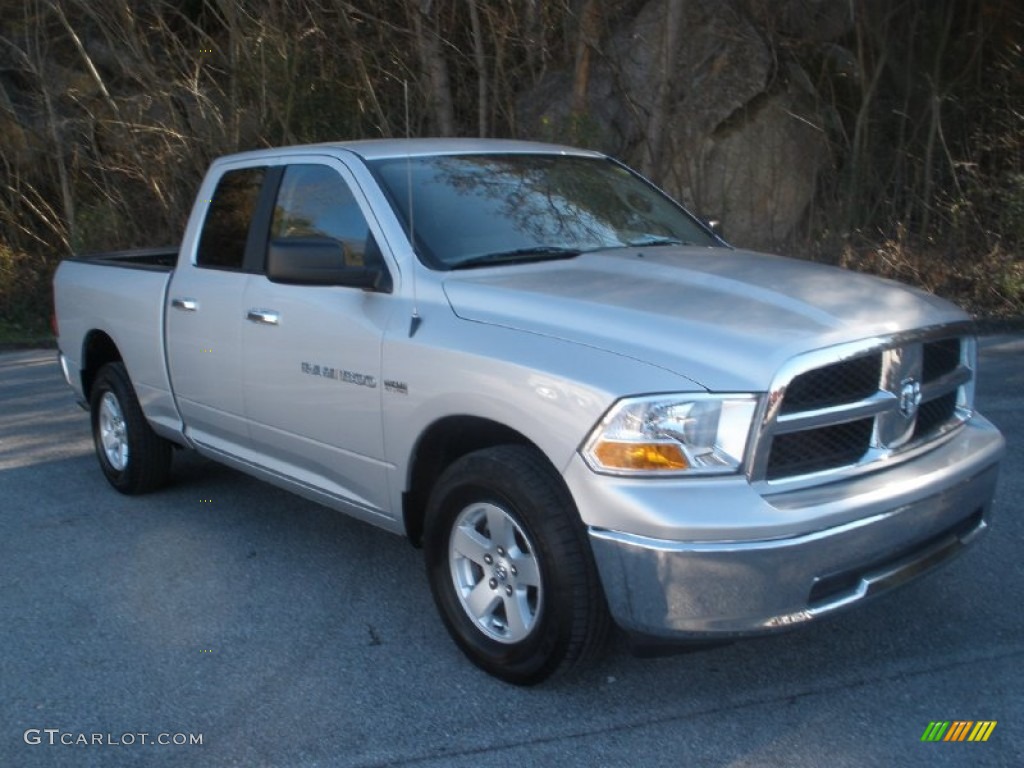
581, 394, 759, 475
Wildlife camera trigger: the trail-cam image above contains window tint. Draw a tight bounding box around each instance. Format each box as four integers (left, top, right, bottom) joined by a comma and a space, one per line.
271, 164, 377, 268
196, 167, 266, 270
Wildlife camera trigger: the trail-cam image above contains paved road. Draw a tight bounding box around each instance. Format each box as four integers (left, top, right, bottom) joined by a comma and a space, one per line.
1, 340, 1021, 767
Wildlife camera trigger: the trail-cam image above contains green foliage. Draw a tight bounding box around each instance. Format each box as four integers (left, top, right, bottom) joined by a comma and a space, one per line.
0, 242, 53, 343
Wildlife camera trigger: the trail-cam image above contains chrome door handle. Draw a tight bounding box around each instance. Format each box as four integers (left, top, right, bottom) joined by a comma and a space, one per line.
171, 297, 198, 311
246, 309, 280, 325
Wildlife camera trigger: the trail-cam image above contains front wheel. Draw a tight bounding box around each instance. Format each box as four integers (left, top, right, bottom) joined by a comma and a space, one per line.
424, 445, 609, 685
89, 362, 172, 494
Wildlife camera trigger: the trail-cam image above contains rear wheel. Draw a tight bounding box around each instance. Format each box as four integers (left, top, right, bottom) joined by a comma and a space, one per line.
90, 362, 172, 494
424, 445, 609, 685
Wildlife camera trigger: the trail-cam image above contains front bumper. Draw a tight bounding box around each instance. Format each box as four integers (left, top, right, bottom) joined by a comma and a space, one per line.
575, 416, 1004, 639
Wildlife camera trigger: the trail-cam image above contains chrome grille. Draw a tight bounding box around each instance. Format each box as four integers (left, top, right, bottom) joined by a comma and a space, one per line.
765, 417, 874, 480
913, 391, 958, 440
752, 328, 975, 488
780, 354, 882, 414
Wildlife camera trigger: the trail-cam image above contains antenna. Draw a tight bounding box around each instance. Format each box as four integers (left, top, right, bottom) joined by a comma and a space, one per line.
405, 80, 422, 337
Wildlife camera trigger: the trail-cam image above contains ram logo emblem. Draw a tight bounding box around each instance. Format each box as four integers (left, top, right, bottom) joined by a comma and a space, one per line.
898, 377, 922, 420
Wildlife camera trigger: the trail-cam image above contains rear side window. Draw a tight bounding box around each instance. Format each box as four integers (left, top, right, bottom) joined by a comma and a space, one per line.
271, 164, 376, 267
196, 167, 266, 270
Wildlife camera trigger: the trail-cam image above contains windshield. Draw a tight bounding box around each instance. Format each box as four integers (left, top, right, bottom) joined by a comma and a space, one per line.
368, 154, 721, 269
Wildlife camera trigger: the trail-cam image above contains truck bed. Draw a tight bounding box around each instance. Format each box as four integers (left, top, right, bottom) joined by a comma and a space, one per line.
53, 252, 179, 435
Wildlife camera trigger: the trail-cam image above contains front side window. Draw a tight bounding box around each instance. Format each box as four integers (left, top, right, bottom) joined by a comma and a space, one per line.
368, 154, 720, 269
196, 167, 266, 270
271, 164, 377, 268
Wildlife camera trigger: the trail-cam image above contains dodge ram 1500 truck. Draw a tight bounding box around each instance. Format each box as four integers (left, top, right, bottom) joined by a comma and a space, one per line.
53, 139, 1005, 684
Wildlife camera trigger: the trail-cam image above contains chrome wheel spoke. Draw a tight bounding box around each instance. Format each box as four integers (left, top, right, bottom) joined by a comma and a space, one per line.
503, 591, 531, 639
451, 524, 490, 567
510, 554, 540, 587
485, 505, 514, 551
465, 579, 501, 621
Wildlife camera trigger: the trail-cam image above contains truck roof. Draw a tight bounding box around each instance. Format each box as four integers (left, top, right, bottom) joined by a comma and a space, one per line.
212, 138, 605, 165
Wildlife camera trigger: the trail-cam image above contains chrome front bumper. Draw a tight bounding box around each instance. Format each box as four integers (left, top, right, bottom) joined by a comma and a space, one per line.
580, 417, 1004, 639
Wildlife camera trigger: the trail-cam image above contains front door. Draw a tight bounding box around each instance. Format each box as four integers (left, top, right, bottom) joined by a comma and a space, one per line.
240, 159, 397, 516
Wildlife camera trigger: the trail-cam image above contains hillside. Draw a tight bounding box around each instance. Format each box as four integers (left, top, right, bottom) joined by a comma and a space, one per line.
1, 0, 1021, 337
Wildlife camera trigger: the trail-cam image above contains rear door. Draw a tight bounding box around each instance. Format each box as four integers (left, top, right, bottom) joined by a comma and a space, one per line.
165, 163, 273, 452
240, 158, 398, 516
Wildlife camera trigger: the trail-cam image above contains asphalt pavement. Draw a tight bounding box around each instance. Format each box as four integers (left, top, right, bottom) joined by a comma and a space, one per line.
1, 339, 1021, 767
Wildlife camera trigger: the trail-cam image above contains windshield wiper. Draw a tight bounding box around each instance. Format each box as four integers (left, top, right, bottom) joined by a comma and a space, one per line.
623, 236, 694, 248
450, 246, 582, 270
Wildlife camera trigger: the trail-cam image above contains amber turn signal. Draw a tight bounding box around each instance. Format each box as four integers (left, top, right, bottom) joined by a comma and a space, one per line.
590, 441, 690, 471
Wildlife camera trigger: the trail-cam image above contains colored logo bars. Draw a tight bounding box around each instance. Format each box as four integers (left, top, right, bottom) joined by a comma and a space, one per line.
921, 721, 997, 742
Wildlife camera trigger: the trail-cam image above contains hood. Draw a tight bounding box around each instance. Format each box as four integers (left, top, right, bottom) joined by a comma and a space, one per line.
441, 248, 969, 391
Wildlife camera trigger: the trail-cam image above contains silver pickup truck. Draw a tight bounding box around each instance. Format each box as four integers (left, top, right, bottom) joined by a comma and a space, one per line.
53, 139, 1005, 684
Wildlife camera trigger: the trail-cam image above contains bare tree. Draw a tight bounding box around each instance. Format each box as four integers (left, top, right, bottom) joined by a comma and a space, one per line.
466, 0, 488, 136
641, 0, 684, 182
412, 0, 456, 136
571, 0, 601, 118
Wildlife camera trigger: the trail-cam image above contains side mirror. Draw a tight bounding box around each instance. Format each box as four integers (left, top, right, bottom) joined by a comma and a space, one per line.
266, 238, 390, 291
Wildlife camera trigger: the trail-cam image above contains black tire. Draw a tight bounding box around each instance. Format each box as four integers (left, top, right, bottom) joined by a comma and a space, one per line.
89, 362, 172, 494
424, 445, 610, 685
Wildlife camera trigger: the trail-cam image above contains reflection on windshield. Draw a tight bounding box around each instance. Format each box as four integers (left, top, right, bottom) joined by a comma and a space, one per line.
369, 154, 720, 269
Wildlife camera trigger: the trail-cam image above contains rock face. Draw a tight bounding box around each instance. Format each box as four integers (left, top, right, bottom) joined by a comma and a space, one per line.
694, 89, 828, 247
519, 0, 848, 249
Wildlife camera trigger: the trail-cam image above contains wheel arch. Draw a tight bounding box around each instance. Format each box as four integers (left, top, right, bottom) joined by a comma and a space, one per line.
403, 415, 558, 546
80, 330, 123, 402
